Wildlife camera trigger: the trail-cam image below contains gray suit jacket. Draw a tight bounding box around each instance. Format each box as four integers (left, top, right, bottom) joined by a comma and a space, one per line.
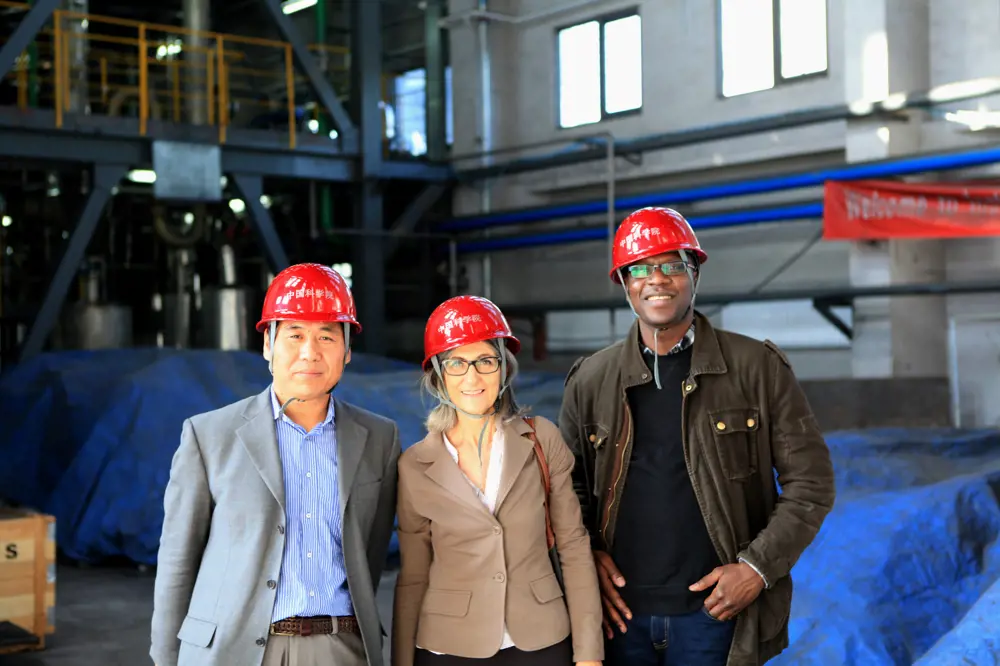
150, 387, 400, 666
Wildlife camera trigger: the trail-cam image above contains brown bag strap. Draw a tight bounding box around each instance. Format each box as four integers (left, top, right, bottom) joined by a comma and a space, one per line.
523, 416, 556, 550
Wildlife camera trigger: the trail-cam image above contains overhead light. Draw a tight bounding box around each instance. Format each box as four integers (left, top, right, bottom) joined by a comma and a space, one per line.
229, 199, 246, 214
281, 0, 317, 14
1, 216, 10, 227
128, 169, 157, 184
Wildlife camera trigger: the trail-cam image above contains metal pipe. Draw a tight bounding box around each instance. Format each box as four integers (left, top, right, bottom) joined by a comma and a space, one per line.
455, 76, 1000, 181
477, 0, 492, 299
183, 0, 209, 125
496, 279, 1000, 317
442, 142, 1000, 232
440, 0, 609, 28
456, 202, 823, 253
605, 132, 615, 345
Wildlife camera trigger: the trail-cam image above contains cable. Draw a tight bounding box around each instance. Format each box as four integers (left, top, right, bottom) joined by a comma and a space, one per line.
699, 226, 825, 319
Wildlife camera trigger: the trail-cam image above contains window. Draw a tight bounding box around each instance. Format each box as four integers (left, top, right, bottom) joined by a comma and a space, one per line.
557, 12, 643, 129
386, 66, 454, 157
331, 263, 352, 287
719, 0, 828, 98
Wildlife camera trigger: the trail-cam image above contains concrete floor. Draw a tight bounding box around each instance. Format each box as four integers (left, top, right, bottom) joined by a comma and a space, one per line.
0, 563, 398, 666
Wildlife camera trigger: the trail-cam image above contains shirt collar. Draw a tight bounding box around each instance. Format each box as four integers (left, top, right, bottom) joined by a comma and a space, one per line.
640, 320, 696, 357
270, 385, 336, 428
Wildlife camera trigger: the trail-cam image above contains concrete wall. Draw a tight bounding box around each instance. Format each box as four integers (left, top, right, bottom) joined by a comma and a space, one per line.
442, 0, 1000, 426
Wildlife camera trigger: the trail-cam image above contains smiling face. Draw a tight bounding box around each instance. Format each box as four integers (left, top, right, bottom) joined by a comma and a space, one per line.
263, 320, 351, 401
439, 340, 502, 416
625, 251, 696, 329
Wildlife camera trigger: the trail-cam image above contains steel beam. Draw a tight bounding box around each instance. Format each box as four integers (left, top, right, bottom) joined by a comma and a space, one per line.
350, 0, 386, 354
496, 280, 1000, 318
387, 183, 448, 256
378, 160, 452, 181
0, 125, 357, 181
0, 0, 60, 81
813, 297, 853, 340
231, 174, 290, 275
220, 147, 355, 181
20, 163, 126, 360
258, 0, 358, 146
456, 79, 1000, 181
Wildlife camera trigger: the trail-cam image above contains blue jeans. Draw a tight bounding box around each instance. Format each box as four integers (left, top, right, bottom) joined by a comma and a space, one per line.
604, 608, 736, 666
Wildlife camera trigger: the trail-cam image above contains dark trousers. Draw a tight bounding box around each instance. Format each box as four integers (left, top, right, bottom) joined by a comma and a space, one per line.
414, 639, 573, 665
605, 608, 736, 666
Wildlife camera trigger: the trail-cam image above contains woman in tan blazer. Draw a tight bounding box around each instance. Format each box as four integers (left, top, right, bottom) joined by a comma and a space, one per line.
392, 295, 603, 666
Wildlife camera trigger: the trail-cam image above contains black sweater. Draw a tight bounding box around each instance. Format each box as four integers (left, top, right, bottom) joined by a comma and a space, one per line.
610, 346, 722, 616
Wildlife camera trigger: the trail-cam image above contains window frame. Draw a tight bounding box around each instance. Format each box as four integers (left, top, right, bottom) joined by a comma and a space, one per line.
554, 7, 643, 130
715, 0, 830, 99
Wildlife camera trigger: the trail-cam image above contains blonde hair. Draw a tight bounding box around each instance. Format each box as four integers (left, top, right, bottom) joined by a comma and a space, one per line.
420, 339, 525, 433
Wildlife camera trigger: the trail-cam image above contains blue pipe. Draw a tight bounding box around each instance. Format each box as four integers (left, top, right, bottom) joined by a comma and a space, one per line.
441, 143, 1000, 232
457, 202, 824, 254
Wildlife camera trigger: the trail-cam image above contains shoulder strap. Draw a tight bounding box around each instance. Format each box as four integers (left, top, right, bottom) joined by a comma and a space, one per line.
522, 416, 556, 550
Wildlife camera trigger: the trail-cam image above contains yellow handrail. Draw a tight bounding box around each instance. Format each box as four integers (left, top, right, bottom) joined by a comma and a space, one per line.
3, 4, 358, 148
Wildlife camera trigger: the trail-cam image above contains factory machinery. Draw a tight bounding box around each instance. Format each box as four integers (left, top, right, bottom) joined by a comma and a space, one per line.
0, 0, 457, 368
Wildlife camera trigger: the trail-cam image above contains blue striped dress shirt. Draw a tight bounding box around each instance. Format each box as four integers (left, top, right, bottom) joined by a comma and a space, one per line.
269, 387, 354, 621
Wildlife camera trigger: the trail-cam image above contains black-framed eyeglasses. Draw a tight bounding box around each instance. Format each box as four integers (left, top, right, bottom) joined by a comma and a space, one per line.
441, 356, 502, 376
627, 261, 689, 280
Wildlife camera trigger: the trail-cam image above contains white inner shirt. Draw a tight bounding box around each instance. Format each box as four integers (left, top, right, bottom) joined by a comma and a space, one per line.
419, 426, 515, 653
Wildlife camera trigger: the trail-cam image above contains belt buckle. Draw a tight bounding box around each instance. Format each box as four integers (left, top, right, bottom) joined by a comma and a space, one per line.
269, 624, 295, 637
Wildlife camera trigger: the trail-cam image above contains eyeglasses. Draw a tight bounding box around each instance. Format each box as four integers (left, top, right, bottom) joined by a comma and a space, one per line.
626, 261, 690, 279
440, 356, 502, 376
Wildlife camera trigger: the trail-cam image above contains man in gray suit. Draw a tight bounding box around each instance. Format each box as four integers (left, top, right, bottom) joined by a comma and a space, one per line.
151, 263, 401, 666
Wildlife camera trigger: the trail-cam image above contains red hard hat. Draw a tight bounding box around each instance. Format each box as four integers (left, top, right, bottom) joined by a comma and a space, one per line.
422, 295, 520, 370
256, 263, 361, 333
610, 207, 708, 283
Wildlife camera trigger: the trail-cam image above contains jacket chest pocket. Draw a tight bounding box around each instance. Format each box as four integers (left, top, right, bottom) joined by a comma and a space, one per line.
707, 408, 760, 480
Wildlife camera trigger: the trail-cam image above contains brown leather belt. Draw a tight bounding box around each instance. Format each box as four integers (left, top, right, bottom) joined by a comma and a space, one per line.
269, 616, 359, 637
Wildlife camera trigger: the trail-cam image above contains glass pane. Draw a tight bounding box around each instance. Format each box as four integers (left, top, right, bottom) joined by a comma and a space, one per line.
604, 14, 643, 114
719, 0, 775, 97
558, 21, 602, 128
393, 68, 427, 156
779, 0, 827, 78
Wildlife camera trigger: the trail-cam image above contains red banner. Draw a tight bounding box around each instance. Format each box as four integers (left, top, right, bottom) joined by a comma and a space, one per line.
823, 179, 1000, 239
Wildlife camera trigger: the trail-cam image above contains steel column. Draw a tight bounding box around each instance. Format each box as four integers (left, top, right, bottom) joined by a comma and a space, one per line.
20, 163, 125, 360
0, 0, 60, 81
231, 173, 290, 275
387, 183, 448, 256
259, 0, 357, 147
424, 0, 448, 162
350, 0, 386, 354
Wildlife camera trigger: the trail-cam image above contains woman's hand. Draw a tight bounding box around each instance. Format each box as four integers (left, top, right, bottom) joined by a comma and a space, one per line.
576, 661, 602, 666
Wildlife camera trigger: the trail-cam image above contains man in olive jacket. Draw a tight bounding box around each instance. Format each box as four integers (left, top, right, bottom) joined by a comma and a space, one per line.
558, 207, 836, 666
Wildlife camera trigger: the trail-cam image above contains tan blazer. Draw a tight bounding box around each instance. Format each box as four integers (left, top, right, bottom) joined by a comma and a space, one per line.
391, 415, 603, 666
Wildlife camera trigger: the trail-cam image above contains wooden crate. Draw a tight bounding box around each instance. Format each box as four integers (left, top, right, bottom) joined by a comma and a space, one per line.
0, 509, 56, 655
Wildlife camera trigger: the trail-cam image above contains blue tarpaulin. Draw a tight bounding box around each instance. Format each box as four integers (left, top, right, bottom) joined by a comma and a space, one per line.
1, 349, 999, 665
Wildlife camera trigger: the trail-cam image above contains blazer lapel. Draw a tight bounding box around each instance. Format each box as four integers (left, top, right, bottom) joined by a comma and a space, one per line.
334, 399, 369, 519
494, 417, 535, 512
417, 432, 488, 514
236, 388, 285, 511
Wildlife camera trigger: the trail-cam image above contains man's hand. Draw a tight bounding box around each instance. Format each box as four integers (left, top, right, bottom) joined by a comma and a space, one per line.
576, 661, 602, 666
593, 550, 632, 638
689, 562, 765, 621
